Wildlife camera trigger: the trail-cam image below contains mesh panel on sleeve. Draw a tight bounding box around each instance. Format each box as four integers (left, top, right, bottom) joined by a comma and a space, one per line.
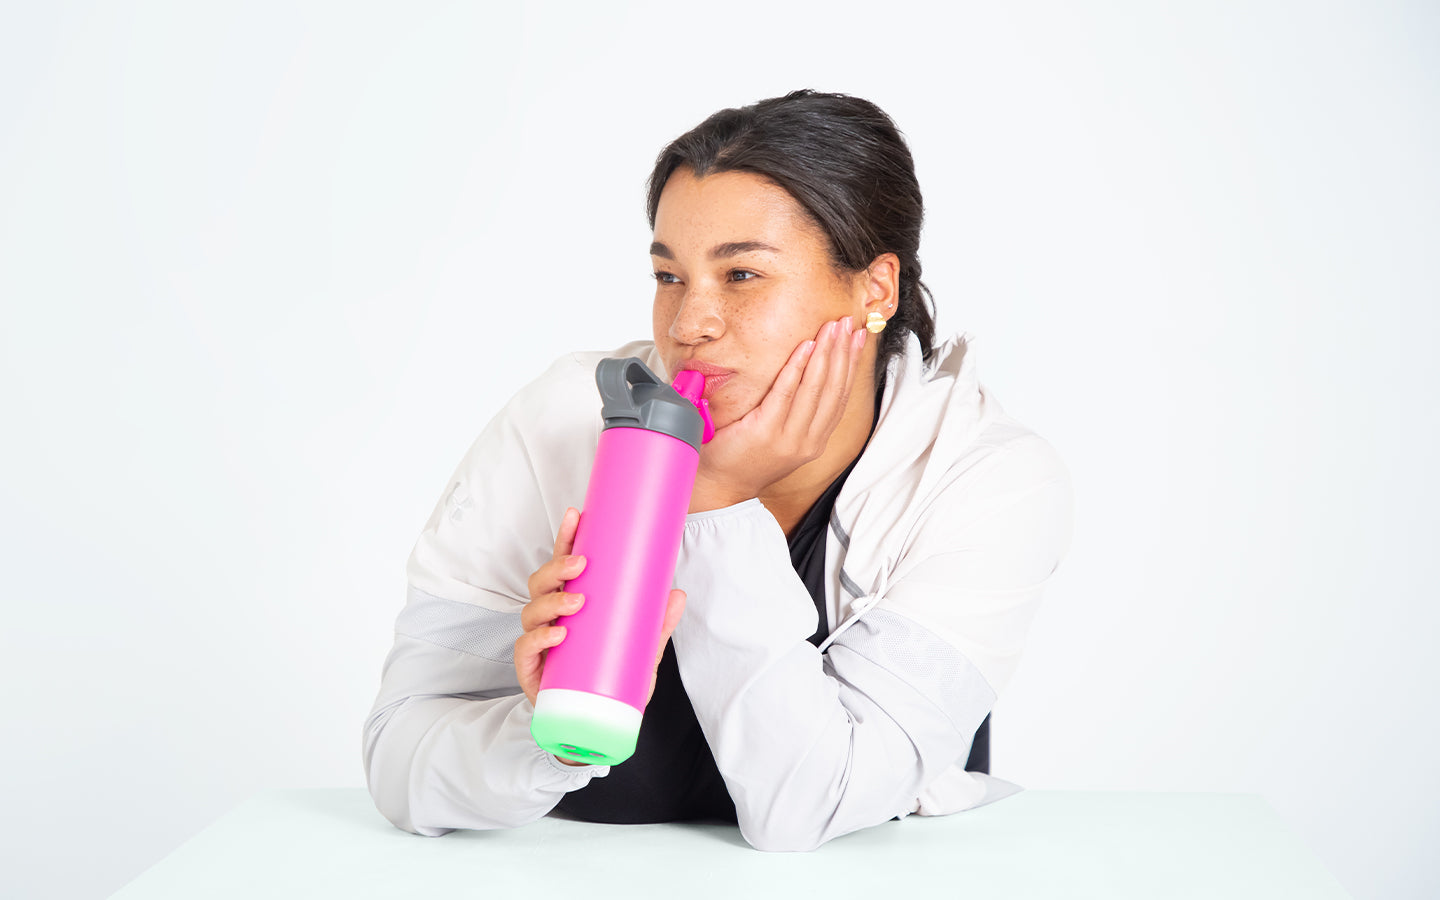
395, 585, 524, 663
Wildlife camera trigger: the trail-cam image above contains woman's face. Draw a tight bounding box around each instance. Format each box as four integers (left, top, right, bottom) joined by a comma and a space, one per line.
651, 167, 863, 429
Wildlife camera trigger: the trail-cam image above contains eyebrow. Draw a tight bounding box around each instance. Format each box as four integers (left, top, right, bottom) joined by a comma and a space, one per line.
649, 240, 782, 260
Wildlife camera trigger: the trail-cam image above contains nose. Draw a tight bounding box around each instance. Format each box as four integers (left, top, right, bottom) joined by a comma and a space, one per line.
666, 288, 725, 346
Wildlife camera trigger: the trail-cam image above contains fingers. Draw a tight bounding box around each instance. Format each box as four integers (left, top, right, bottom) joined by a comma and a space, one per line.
814, 318, 864, 441
515, 620, 567, 662
848, 325, 867, 382
774, 316, 865, 448
654, 589, 687, 664
517, 507, 588, 705
521, 585, 584, 631
647, 589, 688, 704
810, 317, 865, 438
761, 338, 815, 415
786, 319, 837, 429
552, 506, 580, 558
527, 535, 587, 599
514, 621, 567, 705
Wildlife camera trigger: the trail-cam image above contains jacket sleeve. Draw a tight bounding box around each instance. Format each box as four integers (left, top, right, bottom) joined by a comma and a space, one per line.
362, 358, 608, 836
669, 437, 1073, 852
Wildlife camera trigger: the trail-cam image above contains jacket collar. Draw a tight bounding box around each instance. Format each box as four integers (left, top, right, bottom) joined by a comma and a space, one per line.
833, 330, 995, 582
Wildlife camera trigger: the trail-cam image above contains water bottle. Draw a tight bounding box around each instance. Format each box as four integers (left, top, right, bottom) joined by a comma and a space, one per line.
530, 357, 714, 765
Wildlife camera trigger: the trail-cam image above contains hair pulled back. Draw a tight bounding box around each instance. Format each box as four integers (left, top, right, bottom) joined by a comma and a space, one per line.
646, 89, 938, 380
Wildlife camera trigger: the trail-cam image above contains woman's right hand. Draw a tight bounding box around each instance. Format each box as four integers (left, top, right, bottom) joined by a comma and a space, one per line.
516, 506, 687, 740
517, 507, 589, 708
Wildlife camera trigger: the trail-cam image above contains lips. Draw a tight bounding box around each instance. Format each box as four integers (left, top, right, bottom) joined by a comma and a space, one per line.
678, 360, 736, 401
698, 374, 732, 401
678, 360, 735, 378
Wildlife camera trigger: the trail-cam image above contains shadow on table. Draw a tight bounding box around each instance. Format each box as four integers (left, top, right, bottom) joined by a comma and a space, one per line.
545, 807, 750, 848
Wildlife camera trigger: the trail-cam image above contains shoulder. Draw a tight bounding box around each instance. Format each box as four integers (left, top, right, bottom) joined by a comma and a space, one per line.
921, 331, 1070, 500
441, 339, 662, 496
861, 331, 1070, 508
882, 333, 1073, 564
905, 420, 1074, 595
500, 340, 662, 439
962, 419, 1072, 502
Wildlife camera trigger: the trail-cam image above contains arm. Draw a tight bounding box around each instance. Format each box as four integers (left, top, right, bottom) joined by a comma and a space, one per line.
362, 357, 609, 835
362, 593, 608, 835
671, 440, 1073, 851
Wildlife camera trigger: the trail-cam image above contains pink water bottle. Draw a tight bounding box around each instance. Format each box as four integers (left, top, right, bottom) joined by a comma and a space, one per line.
531, 357, 714, 765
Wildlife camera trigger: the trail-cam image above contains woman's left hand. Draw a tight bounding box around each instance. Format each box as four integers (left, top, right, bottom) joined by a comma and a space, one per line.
689, 316, 868, 513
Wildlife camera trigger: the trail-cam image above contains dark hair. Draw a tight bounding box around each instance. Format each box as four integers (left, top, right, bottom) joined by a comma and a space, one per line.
646, 89, 939, 382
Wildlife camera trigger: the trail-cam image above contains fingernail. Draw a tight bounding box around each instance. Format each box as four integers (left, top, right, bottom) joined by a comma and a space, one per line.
566, 554, 585, 567
802, 340, 816, 355
842, 316, 853, 332
566, 593, 584, 607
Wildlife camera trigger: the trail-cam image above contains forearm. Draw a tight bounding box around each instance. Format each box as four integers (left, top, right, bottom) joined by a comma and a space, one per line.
671, 502, 978, 851
363, 625, 607, 835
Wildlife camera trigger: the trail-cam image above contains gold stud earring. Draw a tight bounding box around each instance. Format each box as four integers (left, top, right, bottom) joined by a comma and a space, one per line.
865, 311, 887, 334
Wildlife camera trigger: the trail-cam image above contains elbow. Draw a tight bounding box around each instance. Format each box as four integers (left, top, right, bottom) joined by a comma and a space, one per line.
363, 747, 460, 837
735, 801, 835, 852
741, 827, 826, 853
363, 704, 455, 837
369, 783, 452, 838
731, 759, 912, 852
738, 803, 905, 852
361, 701, 549, 835
362, 755, 424, 837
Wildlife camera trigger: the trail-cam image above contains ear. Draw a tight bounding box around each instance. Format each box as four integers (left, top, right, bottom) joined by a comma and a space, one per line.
855, 252, 901, 324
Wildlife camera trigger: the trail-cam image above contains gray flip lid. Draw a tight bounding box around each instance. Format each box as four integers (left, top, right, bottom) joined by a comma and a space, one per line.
595, 357, 704, 452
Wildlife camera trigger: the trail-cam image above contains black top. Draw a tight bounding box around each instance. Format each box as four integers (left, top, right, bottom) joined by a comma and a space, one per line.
555, 375, 988, 824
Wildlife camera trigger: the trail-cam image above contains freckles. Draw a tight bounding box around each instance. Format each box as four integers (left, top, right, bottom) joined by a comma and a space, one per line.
653, 294, 682, 324
709, 290, 749, 316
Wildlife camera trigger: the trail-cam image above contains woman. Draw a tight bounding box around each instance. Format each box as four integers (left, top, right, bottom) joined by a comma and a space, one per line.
363, 90, 1074, 852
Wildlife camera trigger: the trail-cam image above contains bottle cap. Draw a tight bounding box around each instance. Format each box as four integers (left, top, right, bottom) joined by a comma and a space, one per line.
595, 357, 712, 451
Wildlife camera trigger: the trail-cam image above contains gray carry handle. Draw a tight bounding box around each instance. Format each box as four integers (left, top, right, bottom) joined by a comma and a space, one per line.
596, 357, 659, 428
594, 357, 704, 451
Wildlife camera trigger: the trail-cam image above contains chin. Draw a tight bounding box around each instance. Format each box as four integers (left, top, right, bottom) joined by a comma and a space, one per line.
706, 393, 759, 431
708, 410, 741, 431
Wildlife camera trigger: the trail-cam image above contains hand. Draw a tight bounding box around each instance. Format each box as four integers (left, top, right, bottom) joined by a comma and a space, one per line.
689, 316, 868, 513
517, 507, 687, 764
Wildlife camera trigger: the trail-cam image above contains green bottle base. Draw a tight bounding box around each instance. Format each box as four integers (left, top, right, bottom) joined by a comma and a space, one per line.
531, 689, 643, 766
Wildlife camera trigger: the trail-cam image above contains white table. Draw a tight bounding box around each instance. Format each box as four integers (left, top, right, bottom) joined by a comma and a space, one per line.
111, 789, 1350, 898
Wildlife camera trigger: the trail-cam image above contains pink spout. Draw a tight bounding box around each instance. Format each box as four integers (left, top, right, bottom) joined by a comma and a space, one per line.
670, 370, 714, 444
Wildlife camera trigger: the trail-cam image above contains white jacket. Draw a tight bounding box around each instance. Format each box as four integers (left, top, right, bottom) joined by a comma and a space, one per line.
363, 330, 1074, 851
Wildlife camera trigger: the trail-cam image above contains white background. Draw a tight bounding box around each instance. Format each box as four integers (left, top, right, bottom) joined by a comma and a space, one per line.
1, 1, 1435, 897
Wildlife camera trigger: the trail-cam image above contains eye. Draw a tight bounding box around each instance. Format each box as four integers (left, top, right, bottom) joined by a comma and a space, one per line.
728, 269, 758, 283
653, 271, 680, 285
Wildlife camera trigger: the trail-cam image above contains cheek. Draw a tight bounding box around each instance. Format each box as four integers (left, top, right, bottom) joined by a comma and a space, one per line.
732, 292, 821, 366
651, 294, 679, 342
709, 331, 796, 418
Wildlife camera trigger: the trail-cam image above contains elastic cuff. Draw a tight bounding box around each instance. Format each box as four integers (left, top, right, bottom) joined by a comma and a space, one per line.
518, 696, 610, 782
540, 746, 610, 779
